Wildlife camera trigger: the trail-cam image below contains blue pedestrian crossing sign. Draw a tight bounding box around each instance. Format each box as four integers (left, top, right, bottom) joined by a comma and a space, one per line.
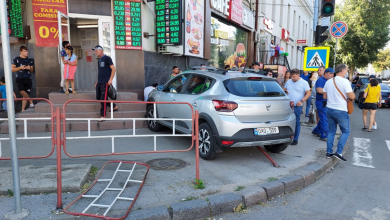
303, 47, 330, 71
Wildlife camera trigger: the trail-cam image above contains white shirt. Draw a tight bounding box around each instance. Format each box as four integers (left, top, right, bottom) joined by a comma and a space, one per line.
144, 86, 155, 101
323, 76, 353, 112
284, 78, 310, 106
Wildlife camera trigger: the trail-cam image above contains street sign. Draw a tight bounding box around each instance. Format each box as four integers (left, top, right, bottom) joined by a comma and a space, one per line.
330, 21, 348, 38
303, 47, 330, 71
297, 39, 307, 44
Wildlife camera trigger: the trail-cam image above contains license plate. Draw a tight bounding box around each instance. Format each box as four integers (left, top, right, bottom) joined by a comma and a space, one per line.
254, 127, 279, 135
381, 100, 385, 103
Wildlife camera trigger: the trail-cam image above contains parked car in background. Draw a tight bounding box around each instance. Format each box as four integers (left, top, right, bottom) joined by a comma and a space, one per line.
354, 83, 390, 107
353, 77, 383, 93
146, 67, 296, 160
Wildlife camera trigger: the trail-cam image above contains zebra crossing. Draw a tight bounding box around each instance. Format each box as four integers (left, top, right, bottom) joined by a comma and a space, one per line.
352, 137, 390, 168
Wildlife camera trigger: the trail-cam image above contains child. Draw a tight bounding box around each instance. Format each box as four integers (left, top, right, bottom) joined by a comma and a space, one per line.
0, 77, 17, 111
63, 46, 78, 94
60, 41, 70, 93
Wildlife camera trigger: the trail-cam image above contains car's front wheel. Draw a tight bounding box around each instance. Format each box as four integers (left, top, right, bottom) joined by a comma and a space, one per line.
146, 105, 163, 132
198, 123, 219, 160
265, 143, 289, 153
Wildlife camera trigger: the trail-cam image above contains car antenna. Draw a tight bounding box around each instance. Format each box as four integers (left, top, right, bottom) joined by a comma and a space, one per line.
242, 55, 250, 74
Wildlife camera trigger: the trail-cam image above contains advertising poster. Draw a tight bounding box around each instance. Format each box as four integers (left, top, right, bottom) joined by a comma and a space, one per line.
184, 0, 204, 58
32, 0, 68, 47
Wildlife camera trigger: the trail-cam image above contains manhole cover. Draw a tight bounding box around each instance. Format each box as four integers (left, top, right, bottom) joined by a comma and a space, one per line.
146, 158, 187, 170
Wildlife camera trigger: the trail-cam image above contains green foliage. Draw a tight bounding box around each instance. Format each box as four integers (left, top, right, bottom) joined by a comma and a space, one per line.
268, 177, 278, 182
336, 0, 390, 70
7, 189, 13, 197
182, 196, 199, 201
194, 179, 205, 189
235, 186, 246, 191
372, 49, 390, 72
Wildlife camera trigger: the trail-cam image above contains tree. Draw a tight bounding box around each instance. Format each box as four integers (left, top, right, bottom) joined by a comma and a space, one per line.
372, 49, 390, 72
335, 0, 390, 73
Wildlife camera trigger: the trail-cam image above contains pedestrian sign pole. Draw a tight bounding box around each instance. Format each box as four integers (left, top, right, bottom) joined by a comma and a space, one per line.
330, 21, 348, 69
303, 47, 330, 71
0, 0, 29, 218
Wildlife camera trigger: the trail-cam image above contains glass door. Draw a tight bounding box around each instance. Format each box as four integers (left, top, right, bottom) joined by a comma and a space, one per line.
98, 17, 117, 88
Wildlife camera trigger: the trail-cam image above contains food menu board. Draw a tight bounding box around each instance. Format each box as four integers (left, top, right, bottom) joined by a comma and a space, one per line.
184, 0, 204, 58
0, 0, 23, 37
156, 0, 182, 46
114, 0, 142, 50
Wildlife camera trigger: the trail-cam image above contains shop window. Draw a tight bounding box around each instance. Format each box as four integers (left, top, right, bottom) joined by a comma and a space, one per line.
68, 0, 111, 16
209, 17, 248, 69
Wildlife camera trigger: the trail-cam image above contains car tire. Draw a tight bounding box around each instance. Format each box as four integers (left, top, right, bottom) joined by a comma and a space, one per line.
265, 143, 289, 153
198, 122, 219, 160
146, 105, 163, 132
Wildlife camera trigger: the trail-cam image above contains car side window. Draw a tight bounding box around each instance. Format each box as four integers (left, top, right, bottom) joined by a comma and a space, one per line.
165, 74, 188, 93
202, 78, 213, 93
186, 75, 208, 94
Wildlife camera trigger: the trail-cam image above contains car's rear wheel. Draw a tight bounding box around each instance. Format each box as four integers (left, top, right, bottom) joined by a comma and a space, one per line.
265, 143, 289, 153
146, 105, 163, 132
198, 122, 219, 160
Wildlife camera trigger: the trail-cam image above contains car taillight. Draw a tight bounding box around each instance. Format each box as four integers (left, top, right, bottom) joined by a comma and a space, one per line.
290, 101, 294, 110
356, 84, 362, 87
212, 100, 238, 112
222, 141, 234, 146
247, 77, 262, 80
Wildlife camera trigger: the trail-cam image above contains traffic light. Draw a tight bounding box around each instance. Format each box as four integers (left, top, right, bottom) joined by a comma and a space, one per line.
320, 0, 335, 17
315, 25, 328, 46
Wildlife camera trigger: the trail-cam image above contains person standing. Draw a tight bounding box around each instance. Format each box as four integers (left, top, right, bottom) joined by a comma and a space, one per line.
323, 64, 355, 161
362, 78, 381, 131
60, 41, 70, 93
300, 71, 312, 119
63, 46, 78, 95
0, 77, 17, 111
317, 66, 325, 78
11, 45, 35, 111
312, 68, 334, 141
269, 40, 275, 64
252, 62, 261, 71
281, 70, 291, 87
93, 45, 118, 121
284, 68, 311, 145
170, 66, 179, 79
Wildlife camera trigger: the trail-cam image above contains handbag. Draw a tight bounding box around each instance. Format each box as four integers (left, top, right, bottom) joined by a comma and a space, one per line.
333, 78, 354, 114
107, 84, 117, 100
358, 88, 368, 109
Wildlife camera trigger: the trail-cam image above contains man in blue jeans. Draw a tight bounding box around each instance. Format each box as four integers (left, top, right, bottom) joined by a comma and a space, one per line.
323, 64, 355, 161
312, 68, 334, 141
284, 68, 311, 145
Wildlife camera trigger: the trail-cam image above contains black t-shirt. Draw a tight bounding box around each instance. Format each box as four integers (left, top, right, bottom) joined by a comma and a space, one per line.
97, 55, 114, 83
12, 56, 34, 79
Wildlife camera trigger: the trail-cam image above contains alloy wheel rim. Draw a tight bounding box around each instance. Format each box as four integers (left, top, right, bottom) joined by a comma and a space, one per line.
199, 128, 211, 155
147, 109, 157, 128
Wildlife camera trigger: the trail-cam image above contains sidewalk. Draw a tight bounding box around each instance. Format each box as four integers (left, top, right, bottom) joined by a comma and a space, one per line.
0, 119, 342, 220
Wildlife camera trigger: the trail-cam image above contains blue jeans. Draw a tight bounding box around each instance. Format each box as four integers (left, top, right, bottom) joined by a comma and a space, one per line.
326, 108, 350, 154
305, 97, 312, 116
312, 100, 328, 138
293, 106, 303, 141
2, 102, 6, 111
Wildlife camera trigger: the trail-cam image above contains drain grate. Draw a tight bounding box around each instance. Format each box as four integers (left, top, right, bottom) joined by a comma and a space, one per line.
147, 158, 187, 170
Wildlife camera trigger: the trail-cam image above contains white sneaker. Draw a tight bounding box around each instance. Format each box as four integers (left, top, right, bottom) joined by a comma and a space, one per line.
30, 104, 35, 108
372, 122, 377, 130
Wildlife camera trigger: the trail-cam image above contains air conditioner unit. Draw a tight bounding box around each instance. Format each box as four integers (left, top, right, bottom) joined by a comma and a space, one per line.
158, 45, 183, 56
255, 31, 261, 43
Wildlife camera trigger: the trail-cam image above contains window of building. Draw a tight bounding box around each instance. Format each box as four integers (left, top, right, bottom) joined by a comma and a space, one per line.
293, 11, 296, 36
272, 0, 276, 21
209, 17, 248, 69
261, 0, 266, 15
279, 0, 284, 26
287, 4, 291, 30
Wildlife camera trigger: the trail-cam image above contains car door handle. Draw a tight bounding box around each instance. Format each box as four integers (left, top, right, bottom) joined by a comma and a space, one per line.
192, 102, 198, 107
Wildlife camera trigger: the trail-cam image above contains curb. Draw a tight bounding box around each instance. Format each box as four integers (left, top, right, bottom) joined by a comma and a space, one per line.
125, 148, 344, 220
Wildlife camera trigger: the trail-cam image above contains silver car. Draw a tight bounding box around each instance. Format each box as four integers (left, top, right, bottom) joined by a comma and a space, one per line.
146, 67, 296, 160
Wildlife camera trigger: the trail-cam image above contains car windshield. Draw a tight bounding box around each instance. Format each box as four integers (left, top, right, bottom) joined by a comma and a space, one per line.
380, 83, 390, 90
223, 78, 285, 97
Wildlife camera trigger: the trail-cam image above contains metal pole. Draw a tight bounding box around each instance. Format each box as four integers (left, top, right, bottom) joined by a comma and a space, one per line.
55, 108, 63, 210
333, 38, 338, 69
0, 0, 22, 213
195, 111, 199, 180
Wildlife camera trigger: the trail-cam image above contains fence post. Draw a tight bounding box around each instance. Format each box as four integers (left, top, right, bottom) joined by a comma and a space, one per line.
195, 111, 200, 180
55, 107, 63, 210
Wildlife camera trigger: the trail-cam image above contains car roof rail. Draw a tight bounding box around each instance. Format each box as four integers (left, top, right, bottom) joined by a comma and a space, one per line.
191, 66, 227, 75
229, 68, 267, 75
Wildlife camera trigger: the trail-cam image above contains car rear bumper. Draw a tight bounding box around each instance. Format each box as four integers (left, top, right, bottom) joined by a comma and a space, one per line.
219, 126, 294, 147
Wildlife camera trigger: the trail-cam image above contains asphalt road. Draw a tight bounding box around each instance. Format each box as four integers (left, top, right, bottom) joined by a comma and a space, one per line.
216, 102, 390, 220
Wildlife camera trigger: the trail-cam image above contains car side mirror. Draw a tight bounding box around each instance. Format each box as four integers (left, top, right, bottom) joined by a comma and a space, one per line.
157, 85, 164, 91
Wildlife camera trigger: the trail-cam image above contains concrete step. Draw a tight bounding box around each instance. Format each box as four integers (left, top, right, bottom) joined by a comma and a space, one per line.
1, 112, 148, 133
34, 102, 146, 113
48, 91, 139, 104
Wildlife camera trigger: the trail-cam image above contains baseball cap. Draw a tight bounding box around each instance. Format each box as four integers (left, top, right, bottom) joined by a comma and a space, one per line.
325, 67, 335, 73
252, 62, 260, 66
368, 75, 376, 79
92, 45, 103, 51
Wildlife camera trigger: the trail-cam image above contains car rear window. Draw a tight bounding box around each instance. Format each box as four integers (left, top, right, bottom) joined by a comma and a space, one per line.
223, 78, 285, 97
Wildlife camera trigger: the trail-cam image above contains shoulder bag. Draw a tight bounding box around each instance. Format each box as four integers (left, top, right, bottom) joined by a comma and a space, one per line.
358, 88, 369, 110
333, 78, 354, 114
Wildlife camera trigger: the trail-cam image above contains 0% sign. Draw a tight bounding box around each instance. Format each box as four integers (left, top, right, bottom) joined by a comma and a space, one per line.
38, 26, 63, 39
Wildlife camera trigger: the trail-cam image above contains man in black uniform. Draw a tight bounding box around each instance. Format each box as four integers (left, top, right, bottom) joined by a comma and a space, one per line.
11, 45, 35, 111
92, 45, 118, 121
